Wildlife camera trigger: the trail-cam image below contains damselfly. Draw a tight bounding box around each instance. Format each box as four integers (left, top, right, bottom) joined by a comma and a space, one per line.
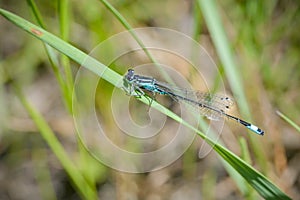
123, 69, 264, 135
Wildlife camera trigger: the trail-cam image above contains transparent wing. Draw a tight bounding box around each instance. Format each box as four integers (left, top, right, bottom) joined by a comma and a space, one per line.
155, 81, 234, 121
194, 92, 234, 120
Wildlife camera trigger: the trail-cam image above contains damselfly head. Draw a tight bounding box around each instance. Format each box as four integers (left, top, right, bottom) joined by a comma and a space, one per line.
125, 69, 135, 81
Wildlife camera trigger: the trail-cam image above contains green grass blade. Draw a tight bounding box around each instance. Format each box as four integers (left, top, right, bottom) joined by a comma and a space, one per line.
58, 0, 74, 103
27, 0, 73, 112
0, 8, 291, 200
58, 0, 70, 41
212, 142, 291, 200
26, 0, 46, 28
150, 100, 291, 200
239, 137, 255, 198
196, 0, 266, 180
98, 0, 174, 84
276, 110, 300, 133
13, 85, 97, 199
99, 0, 154, 61
0, 8, 120, 84
196, 0, 250, 116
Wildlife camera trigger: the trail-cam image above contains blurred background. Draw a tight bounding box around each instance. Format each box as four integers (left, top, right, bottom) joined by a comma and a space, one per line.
0, 0, 300, 199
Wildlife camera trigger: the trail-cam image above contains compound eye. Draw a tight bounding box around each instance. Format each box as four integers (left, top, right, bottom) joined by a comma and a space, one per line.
127, 69, 134, 75
125, 69, 135, 81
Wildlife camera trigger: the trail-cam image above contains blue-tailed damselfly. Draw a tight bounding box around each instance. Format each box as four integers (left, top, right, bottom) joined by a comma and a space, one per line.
123, 69, 264, 135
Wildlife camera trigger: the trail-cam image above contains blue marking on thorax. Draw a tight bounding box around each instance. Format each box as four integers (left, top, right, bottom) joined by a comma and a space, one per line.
140, 84, 169, 95
141, 84, 156, 91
